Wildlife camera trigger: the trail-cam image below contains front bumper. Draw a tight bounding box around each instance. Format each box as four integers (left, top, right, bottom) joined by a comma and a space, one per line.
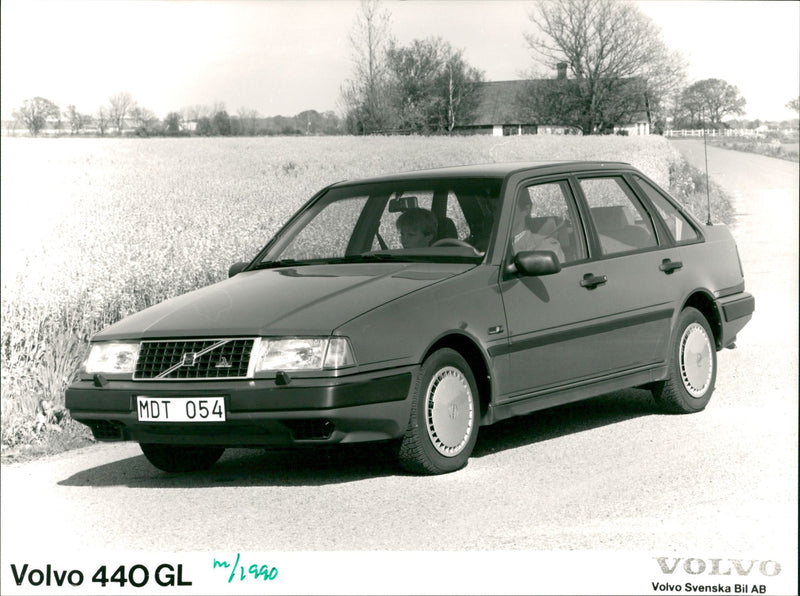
66, 368, 415, 447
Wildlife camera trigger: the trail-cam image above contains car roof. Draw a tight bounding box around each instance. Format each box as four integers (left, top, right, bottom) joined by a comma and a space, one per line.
330, 160, 636, 187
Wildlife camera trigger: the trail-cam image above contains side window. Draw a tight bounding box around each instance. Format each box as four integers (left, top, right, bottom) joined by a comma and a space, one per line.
578, 177, 658, 255
634, 176, 700, 244
512, 181, 585, 264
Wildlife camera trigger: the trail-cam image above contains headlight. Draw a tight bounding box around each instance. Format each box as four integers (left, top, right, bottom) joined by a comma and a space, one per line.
255, 337, 356, 372
83, 342, 140, 374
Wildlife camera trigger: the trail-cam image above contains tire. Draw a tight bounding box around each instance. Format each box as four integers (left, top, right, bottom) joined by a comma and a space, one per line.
652, 307, 717, 414
398, 348, 480, 474
139, 443, 225, 473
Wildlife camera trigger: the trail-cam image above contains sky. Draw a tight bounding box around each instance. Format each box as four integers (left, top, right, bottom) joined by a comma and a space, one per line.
2, 0, 799, 123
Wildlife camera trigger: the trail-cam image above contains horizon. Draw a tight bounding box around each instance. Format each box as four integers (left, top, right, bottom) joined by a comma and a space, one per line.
2, 1, 798, 123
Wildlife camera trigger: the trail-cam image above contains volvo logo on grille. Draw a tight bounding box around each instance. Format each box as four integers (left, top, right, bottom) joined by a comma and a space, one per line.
145, 338, 248, 380
180, 353, 199, 367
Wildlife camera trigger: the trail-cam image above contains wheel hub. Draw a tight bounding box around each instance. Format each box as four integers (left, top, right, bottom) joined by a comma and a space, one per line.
680, 323, 713, 397
426, 366, 474, 457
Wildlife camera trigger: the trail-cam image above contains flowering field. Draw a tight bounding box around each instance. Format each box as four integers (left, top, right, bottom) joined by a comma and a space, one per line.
0, 134, 726, 448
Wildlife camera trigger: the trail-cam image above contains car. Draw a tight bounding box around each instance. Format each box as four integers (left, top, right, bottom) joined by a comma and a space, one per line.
66, 161, 754, 475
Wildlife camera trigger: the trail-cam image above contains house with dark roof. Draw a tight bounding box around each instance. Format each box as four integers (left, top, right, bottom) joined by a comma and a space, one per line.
455, 64, 650, 137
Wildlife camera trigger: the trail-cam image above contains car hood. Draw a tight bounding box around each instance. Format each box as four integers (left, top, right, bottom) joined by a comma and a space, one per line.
93, 262, 473, 340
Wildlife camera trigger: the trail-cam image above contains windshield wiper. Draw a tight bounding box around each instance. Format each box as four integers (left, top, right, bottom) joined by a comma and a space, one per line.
251, 251, 476, 270
251, 259, 311, 270
349, 253, 413, 262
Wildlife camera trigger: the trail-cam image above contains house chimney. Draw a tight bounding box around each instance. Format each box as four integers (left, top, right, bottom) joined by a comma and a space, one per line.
556, 62, 567, 80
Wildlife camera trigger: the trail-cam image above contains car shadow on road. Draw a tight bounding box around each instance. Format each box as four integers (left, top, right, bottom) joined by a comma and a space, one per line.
58, 388, 658, 488
472, 388, 657, 458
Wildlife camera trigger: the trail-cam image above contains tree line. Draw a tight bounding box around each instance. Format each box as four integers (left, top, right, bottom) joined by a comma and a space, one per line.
13, 0, 793, 139
10, 92, 346, 137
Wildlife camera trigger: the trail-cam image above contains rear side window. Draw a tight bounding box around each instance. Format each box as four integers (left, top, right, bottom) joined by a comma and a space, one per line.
634, 176, 700, 244
578, 177, 658, 255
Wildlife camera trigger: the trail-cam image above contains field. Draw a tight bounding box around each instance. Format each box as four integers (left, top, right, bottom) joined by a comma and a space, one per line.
0, 134, 732, 453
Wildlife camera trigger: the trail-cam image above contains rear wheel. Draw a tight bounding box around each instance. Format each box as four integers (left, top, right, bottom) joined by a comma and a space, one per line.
398, 348, 479, 474
139, 443, 225, 472
652, 307, 717, 413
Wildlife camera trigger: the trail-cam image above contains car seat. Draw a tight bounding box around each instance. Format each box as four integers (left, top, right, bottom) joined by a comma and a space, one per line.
590, 206, 653, 249
436, 216, 459, 241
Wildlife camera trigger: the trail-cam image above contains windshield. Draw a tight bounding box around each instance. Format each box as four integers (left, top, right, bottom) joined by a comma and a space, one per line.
256, 178, 503, 267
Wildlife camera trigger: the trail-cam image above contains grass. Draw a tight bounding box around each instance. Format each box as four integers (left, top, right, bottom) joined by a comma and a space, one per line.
704, 136, 800, 162
0, 134, 735, 462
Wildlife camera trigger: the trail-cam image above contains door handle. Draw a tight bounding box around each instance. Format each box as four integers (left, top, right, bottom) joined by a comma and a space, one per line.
659, 258, 683, 274
580, 273, 608, 289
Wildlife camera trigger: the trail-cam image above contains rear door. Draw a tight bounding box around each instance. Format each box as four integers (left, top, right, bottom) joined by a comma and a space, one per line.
571, 173, 684, 374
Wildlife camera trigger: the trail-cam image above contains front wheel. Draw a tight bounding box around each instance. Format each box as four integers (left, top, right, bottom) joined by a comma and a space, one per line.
652, 307, 717, 414
398, 348, 480, 474
139, 444, 225, 473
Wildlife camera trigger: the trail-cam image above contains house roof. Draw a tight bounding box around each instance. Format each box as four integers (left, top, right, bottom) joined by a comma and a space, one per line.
462, 78, 649, 128
466, 80, 541, 127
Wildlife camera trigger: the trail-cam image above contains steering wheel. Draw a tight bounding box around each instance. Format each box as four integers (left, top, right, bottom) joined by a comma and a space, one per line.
432, 238, 472, 249
431, 237, 483, 256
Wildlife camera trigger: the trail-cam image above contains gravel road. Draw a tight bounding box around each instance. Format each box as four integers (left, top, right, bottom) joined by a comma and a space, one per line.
1, 142, 797, 586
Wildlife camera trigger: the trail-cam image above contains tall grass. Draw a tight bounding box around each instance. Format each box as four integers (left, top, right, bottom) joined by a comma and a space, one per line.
704, 136, 800, 162
0, 135, 732, 450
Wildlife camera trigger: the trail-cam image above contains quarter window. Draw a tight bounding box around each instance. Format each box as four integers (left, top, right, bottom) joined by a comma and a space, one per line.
634, 176, 700, 244
578, 177, 658, 255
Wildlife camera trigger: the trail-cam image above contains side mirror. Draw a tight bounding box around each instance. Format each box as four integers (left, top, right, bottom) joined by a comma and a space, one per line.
506, 251, 561, 277
228, 262, 249, 277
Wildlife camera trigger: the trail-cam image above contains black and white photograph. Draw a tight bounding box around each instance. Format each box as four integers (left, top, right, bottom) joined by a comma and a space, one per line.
1, 1, 797, 594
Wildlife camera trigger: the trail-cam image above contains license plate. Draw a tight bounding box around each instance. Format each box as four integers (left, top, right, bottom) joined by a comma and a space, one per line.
136, 396, 226, 422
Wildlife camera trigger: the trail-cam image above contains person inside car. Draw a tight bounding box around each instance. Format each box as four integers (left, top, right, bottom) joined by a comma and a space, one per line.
397, 207, 438, 248
511, 193, 566, 262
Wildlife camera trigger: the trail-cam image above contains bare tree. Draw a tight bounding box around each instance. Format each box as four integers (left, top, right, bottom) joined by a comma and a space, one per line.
786, 97, 800, 115
64, 105, 85, 135
525, 0, 685, 134
341, 0, 394, 133
95, 106, 110, 136
5, 117, 21, 136
13, 97, 60, 136
210, 101, 227, 117
109, 92, 136, 134
181, 104, 211, 124
130, 105, 160, 136
237, 107, 260, 135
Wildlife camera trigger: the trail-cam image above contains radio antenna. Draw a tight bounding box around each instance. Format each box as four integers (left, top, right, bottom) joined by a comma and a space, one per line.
702, 108, 712, 225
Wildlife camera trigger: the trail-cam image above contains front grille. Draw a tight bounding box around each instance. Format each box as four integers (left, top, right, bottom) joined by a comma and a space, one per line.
134, 338, 255, 380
